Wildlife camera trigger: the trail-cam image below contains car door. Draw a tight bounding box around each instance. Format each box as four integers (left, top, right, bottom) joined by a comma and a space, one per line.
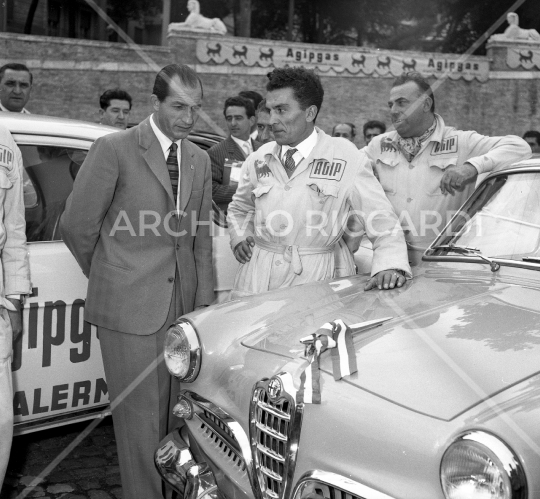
10, 130, 239, 434
11, 134, 110, 434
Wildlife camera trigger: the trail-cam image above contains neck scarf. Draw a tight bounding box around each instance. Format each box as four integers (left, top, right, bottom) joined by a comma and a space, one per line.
397, 119, 437, 162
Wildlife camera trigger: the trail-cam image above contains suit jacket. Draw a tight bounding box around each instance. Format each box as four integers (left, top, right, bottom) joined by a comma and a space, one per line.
60, 116, 214, 335
208, 136, 260, 210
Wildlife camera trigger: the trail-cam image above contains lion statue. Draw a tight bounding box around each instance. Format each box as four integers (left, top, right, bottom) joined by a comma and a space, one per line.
169, 0, 228, 36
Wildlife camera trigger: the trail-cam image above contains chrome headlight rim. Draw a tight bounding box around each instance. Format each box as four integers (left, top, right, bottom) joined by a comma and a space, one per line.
164, 318, 201, 382
440, 430, 527, 499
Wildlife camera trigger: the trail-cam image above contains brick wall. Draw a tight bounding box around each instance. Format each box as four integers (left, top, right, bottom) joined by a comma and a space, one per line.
1, 32, 540, 144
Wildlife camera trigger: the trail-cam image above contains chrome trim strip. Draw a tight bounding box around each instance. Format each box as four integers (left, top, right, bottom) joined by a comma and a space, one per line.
256, 444, 286, 462
166, 319, 202, 382
256, 401, 291, 420
180, 391, 256, 490
260, 466, 283, 482
255, 422, 288, 441
445, 430, 528, 499
292, 470, 397, 499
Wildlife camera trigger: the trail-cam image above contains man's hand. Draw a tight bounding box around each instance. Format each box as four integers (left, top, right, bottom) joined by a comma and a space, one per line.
440, 163, 478, 195
365, 270, 406, 291
6, 298, 23, 343
234, 236, 255, 264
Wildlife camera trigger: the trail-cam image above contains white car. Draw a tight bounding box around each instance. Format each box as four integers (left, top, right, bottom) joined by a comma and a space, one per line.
0, 113, 238, 435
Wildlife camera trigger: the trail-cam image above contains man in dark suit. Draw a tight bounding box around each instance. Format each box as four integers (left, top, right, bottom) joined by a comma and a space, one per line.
208, 95, 260, 211
60, 64, 214, 499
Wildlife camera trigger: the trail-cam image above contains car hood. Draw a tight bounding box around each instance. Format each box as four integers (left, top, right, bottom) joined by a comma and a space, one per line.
237, 267, 540, 420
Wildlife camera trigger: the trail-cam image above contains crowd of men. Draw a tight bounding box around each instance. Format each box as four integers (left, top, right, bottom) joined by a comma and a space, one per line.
0, 59, 536, 498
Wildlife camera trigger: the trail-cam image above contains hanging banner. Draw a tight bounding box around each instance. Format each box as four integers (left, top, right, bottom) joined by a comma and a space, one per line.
507, 47, 540, 70
196, 40, 490, 82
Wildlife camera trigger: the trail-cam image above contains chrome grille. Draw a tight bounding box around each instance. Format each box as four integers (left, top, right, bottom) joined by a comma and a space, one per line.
250, 374, 304, 499
198, 408, 246, 471
308, 483, 364, 499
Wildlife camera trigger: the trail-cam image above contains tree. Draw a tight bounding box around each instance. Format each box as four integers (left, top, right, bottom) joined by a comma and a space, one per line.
434, 0, 540, 54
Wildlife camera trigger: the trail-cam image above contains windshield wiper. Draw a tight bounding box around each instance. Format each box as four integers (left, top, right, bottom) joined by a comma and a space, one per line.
430, 244, 501, 272
522, 257, 540, 264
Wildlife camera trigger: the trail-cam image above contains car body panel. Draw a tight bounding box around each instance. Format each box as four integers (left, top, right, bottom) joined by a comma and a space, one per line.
158, 164, 540, 499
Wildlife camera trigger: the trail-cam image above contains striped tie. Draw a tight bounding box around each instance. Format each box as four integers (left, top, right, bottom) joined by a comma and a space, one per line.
283, 148, 297, 176
167, 142, 179, 202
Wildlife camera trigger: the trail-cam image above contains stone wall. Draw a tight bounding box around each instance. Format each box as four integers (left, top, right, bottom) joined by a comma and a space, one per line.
2, 32, 540, 146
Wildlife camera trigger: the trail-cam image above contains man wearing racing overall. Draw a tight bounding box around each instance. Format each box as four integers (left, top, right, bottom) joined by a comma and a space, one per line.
0, 124, 31, 487
366, 71, 531, 265
228, 67, 411, 297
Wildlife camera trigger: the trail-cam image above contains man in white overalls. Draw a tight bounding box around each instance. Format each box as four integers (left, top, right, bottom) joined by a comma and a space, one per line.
0, 124, 31, 487
228, 67, 410, 298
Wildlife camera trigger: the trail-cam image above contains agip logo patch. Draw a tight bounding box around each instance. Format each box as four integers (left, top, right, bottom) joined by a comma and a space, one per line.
309, 158, 346, 181
431, 136, 458, 155
0, 145, 14, 172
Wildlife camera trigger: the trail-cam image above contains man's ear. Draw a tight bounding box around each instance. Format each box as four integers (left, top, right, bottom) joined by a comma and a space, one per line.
423, 95, 433, 112
305, 105, 317, 123
249, 115, 256, 127
98, 108, 105, 122
151, 94, 160, 112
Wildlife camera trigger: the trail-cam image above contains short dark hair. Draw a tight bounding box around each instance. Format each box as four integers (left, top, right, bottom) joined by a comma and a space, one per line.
256, 99, 269, 115
523, 130, 540, 144
0, 63, 33, 84
152, 64, 203, 102
392, 71, 435, 112
239, 90, 263, 110
223, 96, 255, 118
266, 67, 324, 119
363, 120, 386, 136
99, 88, 133, 110
332, 123, 356, 137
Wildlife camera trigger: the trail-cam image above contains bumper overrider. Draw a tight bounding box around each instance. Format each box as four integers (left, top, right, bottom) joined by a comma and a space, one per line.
155, 428, 220, 499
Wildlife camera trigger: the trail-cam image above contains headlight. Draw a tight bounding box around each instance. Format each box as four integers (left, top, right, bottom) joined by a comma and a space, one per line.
440, 431, 527, 499
164, 319, 201, 381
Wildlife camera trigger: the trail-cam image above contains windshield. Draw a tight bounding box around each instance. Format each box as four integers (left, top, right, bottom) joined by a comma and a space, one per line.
429, 172, 540, 262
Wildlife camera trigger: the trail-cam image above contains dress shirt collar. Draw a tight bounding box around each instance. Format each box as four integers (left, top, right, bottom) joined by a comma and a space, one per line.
281, 127, 318, 162
0, 102, 30, 114
150, 114, 182, 159
230, 135, 252, 157
250, 129, 258, 141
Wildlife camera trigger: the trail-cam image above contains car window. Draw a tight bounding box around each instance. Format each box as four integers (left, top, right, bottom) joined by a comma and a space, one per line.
19, 145, 88, 242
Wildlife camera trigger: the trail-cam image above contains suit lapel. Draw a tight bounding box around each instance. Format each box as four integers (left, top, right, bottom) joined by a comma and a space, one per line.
179, 140, 195, 213
227, 137, 246, 160
139, 117, 174, 202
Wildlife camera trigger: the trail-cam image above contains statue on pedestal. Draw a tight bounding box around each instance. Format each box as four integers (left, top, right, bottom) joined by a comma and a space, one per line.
169, 0, 228, 36
490, 12, 540, 43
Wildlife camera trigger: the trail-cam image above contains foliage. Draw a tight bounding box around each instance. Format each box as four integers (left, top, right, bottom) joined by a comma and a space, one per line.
107, 0, 162, 22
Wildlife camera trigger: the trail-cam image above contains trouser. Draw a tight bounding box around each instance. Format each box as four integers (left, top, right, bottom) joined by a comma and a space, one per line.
98, 283, 182, 499
0, 308, 13, 488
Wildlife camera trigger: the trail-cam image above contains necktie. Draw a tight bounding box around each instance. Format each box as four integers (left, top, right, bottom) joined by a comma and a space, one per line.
167, 142, 179, 202
242, 142, 251, 158
283, 148, 298, 176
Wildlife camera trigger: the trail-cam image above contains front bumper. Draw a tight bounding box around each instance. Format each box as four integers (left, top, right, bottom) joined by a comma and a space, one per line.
155, 428, 221, 499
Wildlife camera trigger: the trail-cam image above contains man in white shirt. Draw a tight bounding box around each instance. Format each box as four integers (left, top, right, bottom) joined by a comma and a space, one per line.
228, 67, 410, 297
208, 95, 261, 211
0, 63, 32, 114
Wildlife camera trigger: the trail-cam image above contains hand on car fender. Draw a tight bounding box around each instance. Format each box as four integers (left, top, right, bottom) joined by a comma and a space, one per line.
365, 269, 406, 291
234, 236, 255, 264
440, 163, 477, 195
